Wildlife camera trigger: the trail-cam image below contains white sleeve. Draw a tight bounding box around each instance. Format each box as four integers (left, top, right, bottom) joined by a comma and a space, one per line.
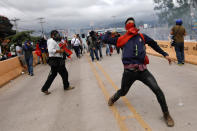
47, 40, 56, 54
77, 39, 80, 44
16, 46, 19, 51
71, 38, 75, 45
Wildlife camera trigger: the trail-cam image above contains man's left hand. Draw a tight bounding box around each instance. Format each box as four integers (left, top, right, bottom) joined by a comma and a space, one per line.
165, 56, 172, 65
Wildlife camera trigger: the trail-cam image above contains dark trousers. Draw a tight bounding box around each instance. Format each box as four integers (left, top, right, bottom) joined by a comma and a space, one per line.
175, 42, 184, 64
79, 45, 83, 54
116, 46, 120, 54
73, 46, 80, 58
113, 69, 169, 113
41, 65, 69, 91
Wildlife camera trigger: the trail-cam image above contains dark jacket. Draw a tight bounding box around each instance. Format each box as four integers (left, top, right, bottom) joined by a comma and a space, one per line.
23, 44, 33, 59
103, 33, 168, 65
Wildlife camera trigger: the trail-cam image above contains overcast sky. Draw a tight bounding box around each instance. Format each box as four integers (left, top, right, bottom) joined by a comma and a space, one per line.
0, 0, 156, 31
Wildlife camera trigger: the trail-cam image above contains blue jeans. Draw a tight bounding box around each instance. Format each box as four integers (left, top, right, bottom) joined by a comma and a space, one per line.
97, 44, 103, 58
37, 56, 40, 63
106, 44, 110, 55
25, 55, 33, 75
90, 48, 99, 61
175, 43, 184, 64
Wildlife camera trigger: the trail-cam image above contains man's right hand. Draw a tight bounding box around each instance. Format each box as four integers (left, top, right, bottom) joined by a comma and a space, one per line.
60, 49, 65, 53
56, 49, 65, 53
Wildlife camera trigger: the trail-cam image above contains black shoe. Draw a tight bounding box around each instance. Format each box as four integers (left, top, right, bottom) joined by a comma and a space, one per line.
42, 90, 51, 95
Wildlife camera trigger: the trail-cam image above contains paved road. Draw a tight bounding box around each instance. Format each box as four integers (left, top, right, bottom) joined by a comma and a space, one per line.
0, 52, 197, 131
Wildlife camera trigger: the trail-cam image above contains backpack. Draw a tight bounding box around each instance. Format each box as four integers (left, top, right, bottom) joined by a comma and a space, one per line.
122, 33, 149, 65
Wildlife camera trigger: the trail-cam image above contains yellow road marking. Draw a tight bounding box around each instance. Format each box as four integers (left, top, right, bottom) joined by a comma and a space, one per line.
121, 115, 136, 121
95, 62, 152, 131
86, 56, 129, 131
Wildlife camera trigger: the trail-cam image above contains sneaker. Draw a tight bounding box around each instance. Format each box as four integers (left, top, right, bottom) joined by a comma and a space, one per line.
42, 90, 51, 95
163, 112, 174, 127
64, 86, 75, 90
177, 63, 183, 66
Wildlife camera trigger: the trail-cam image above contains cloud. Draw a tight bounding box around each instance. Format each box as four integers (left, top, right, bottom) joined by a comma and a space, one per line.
0, 0, 155, 30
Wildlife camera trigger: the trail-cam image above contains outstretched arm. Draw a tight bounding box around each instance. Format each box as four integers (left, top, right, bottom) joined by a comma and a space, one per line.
143, 34, 172, 65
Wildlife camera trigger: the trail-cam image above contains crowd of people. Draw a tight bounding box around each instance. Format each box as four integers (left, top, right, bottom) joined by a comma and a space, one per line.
39, 17, 188, 128
43, 17, 188, 127
0, 16, 189, 127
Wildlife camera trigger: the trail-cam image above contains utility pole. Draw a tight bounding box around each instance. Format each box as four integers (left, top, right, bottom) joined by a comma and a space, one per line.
112, 16, 116, 29
10, 18, 20, 33
190, 0, 195, 40
37, 17, 45, 36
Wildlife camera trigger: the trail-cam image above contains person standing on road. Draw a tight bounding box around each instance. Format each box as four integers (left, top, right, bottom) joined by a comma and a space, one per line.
39, 37, 48, 64
81, 34, 88, 53
103, 17, 174, 127
76, 34, 83, 56
71, 35, 81, 58
171, 19, 186, 65
96, 33, 103, 59
16, 41, 27, 72
35, 41, 42, 64
41, 30, 75, 95
88, 31, 100, 62
23, 40, 34, 76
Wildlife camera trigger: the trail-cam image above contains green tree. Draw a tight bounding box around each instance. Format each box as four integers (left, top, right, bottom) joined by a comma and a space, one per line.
0, 15, 16, 43
153, 0, 195, 31
5, 31, 41, 49
6, 31, 31, 42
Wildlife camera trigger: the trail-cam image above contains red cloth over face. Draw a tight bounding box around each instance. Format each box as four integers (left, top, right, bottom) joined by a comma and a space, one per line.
117, 23, 139, 47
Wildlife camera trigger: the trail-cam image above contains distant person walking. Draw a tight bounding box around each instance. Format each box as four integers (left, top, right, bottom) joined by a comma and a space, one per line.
41, 30, 74, 95
23, 40, 34, 76
97, 33, 103, 59
16, 41, 27, 72
76, 34, 83, 55
71, 35, 81, 58
35, 42, 42, 64
171, 19, 186, 65
39, 37, 48, 64
81, 34, 88, 53
88, 31, 99, 62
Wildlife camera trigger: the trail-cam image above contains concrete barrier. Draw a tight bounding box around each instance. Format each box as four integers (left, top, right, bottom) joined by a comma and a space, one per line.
0, 57, 23, 87
146, 41, 197, 65
0, 52, 38, 87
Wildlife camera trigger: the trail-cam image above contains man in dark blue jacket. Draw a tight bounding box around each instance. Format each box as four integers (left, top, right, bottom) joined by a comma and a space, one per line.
103, 17, 174, 127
